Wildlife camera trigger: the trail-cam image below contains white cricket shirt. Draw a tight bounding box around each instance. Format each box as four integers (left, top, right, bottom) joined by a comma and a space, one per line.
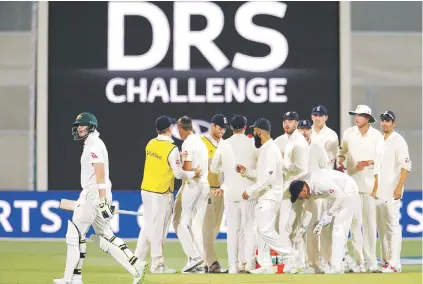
181, 133, 209, 184
304, 169, 359, 200
243, 139, 284, 202
338, 126, 382, 193
156, 135, 195, 180
281, 130, 309, 190
274, 133, 288, 154
80, 131, 111, 190
210, 134, 258, 202
374, 131, 412, 203
311, 125, 339, 168
308, 140, 330, 171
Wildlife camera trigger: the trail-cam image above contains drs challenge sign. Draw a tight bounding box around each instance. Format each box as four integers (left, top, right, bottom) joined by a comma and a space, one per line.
48, 2, 340, 190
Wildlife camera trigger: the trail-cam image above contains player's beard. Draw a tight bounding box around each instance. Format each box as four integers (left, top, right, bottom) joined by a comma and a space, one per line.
254, 133, 262, 148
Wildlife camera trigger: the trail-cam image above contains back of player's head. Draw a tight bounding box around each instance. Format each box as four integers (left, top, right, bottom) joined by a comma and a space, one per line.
177, 116, 193, 131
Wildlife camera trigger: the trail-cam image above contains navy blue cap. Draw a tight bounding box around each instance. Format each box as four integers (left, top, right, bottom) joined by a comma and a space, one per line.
283, 111, 300, 121
298, 120, 312, 129
211, 114, 228, 128
289, 180, 306, 203
311, 105, 328, 116
230, 115, 247, 130
380, 110, 395, 121
250, 117, 271, 132
156, 115, 176, 131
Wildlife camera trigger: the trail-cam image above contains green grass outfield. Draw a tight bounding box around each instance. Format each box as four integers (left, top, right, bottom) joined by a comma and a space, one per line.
0, 239, 421, 284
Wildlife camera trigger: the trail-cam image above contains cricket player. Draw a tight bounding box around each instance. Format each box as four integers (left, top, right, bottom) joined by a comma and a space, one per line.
296, 119, 330, 271
54, 113, 147, 284
371, 111, 411, 273
200, 114, 228, 273
209, 115, 259, 273
236, 117, 292, 274
134, 115, 202, 274
289, 169, 362, 274
310, 105, 339, 169
274, 112, 308, 264
174, 116, 210, 272
338, 105, 382, 272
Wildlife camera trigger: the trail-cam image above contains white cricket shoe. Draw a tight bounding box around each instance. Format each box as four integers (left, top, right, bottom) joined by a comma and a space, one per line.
151, 264, 177, 274
133, 260, 148, 284
182, 257, 204, 273
343, 254, 358, 272
349, 264, 366, 273
182, 266, 207, 274
367, 265, 380, 273
323, 266, 344, 275
380, 265, 401, 273
248, 267, 274, 274
53, 279, 83, 284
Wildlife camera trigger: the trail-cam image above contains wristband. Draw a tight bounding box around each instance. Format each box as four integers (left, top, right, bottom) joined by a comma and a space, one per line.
98, 183, 107, 190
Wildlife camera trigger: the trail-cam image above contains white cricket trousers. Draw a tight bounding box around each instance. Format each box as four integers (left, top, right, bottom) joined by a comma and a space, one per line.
73, 188, 114, 239
225, 199, 257, 270
376, 199, 402, 268
135, 190, 173, 271
306, 198, 332, 268
327, 194, 359, 271
360, 192, 377, 268
255, 199, 292, 268
174, 182, 209, 259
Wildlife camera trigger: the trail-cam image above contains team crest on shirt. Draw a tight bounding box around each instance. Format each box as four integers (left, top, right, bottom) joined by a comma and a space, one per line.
329, 189, 335, 194
405, 158, 410, 163
176, 159, 180, 165
91, 152, 98, 159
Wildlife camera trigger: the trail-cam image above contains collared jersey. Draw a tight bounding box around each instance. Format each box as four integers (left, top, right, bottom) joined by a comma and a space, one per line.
374, 131, 412, 203
304, 169, 359, 200
278, 130, 309, 190
311, 125, 339, 168
210, 133, 258, 201
338, 126, 382, 193
201, 134, 221, 189
80, 131, 111, 189
182, 133, 209, 184
244, 139, 284, 202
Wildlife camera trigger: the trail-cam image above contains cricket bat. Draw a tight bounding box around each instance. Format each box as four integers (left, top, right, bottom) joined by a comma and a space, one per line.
59, 199, 143, 216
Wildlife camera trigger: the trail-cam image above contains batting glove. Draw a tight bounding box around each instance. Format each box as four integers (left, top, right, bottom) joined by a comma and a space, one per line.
97, 198, 114, 221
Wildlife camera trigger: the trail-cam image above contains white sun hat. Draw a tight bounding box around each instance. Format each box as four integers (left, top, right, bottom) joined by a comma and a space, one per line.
348, 105, 376, 124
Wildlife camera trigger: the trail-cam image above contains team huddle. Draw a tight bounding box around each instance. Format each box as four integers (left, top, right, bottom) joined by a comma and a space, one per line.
54, 104, 411, 283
